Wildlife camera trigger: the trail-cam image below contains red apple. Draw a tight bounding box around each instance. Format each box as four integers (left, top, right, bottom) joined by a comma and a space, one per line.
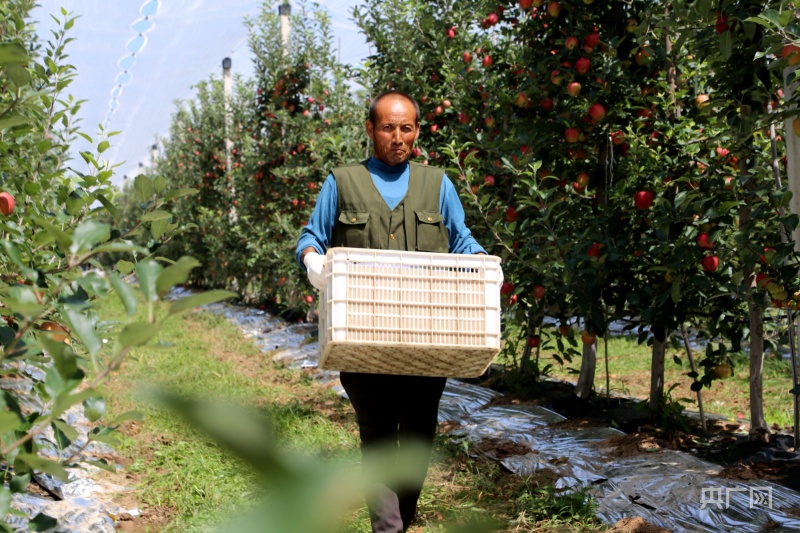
411, 147, 422, 158
565, 36, 579, 50
528, 336, 541, 348
584, 32, 600, 49
782, 44, 800, 66
501, 282, 515, 295
434, 105, 444, 116
716, 146, 730, 158
581, 329, 597, 345
462, 51, 473, 63
576, 172, 590, 187
634, 47, 653, 66
695, 94, 710, 109
540, 97, 554, 111
447, 26, 457, 39
0, 192, 14, 216
566, 81, 582, 97
697, 232, 714, 250
506, 206, 519, 222
755, 273, 772, 288
515, 92, 530, 107
304, 295, 314, 304
519, 0, 534, 8
547, 1, 560, 17
715, 11, 730, 34
634, 190, 654, 210
550, 70, 564, 85
572, 181, 585, 193
588, 103, 606, 122
587, 242, 602, 258
482, 55, 493, 68
565, 127, 580, 143
484, 175, 495, 187
458, 112, 471, 124
430, 124, 439, 134
611, 130, 625, 145
485, 116, 496, 128
701, 255, 719, 273
487, 13, 499, 26
759, 247, 776, 264
575, 57, 591, 74
533, 285, 545, 300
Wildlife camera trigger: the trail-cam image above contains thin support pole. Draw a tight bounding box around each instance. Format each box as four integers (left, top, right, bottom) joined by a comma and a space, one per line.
681, 324, 706, 433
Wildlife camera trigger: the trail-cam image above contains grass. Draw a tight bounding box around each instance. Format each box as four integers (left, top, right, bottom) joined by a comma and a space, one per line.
97, 295, 607, 532
529, 332, 797, 429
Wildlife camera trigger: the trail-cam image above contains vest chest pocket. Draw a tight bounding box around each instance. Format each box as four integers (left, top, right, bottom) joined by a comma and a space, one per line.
337, 210, 370, 248
415, 210, 449, 253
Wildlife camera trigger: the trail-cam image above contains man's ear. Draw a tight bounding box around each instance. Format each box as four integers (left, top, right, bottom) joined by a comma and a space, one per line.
414, 122, 420, 142
366, 119, 375, 142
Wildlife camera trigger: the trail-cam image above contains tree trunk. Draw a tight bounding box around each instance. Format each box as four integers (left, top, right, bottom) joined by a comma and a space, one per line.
649, 337, 666, 417
574, 341, 597, 400
739, 104, 770, 442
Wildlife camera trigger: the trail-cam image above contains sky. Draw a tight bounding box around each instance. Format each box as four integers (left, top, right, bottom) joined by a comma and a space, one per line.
31, 1, 370, 189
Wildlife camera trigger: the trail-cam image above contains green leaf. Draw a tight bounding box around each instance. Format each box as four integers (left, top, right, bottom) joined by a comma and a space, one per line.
141, 210, 173, 222
156, 256, 201, 297
9, 473, 30, 494
83, 396, 106, 422
70, 220, 110, 254
164, 188, 199, 201
6, 64, 31, 86
0, 240, 24, 269
111, 410, 144, 425
62, 307, 102, 356
719, 30, 732, 61
117, 260, 136, 275
53, 419, 78, 444
151, 219, 169, 240
29, 513, 58, 532
85, 458, 117, 473
32, 215, 72, 251
670, 281, 681, 304
108, 271, 137, 316
0, 42, 27, 65
97, 140, 110, 153
41, 338, 83, 384
134, 174, 154, 202
96, 193, 120, 222
0, 411, 21, 434
169, 290, 238, 316
115, 322, 162, 352
0, 113, 32, 130
16, 454, 69, 481
153, 175, 167, 194
136, 259, 164, 302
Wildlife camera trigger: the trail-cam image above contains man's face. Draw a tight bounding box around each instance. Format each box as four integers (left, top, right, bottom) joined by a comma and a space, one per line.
366, 95, 420, 166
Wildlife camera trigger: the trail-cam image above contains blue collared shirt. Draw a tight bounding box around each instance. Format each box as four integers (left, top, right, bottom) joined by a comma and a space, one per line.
296, 157, 486, 266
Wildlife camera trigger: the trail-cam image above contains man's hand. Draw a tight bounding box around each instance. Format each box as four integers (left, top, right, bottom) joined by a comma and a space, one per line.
303, 251, 326, 290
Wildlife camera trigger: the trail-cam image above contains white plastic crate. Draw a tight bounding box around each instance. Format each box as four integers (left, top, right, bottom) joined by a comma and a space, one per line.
318, 247, 503, 377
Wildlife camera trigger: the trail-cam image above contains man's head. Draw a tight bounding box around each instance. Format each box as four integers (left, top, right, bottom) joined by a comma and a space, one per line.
366, 91, 420, 166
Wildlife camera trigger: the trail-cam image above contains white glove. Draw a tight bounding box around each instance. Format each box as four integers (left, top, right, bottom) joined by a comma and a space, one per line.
303, 252, 326, 290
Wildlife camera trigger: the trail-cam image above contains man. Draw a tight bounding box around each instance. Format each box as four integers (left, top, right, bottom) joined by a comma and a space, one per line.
296, 90, 486, 533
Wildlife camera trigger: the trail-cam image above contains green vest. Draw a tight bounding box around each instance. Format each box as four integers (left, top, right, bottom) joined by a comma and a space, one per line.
331, 161, 450, 253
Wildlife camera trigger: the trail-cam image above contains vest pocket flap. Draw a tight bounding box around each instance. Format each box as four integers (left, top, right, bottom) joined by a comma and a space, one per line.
415, 211, 444, 224
339, 211, 370, 225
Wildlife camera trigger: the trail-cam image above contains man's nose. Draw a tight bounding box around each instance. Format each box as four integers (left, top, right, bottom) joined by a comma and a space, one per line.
391, 128, 403, 143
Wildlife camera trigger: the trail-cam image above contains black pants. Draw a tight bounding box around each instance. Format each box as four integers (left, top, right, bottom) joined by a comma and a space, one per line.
340, 371, 447, 533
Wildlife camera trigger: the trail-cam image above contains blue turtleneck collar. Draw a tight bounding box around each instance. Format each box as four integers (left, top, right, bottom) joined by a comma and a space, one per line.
367, 156, 409, 179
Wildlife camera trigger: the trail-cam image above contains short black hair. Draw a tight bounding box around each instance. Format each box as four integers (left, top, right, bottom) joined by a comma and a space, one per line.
368, 90, 421, 124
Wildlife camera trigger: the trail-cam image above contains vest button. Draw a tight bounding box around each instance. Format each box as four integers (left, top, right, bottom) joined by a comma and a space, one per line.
427, 216, 433, 222
351, 217, 357, 222
390, 233, 395, 240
